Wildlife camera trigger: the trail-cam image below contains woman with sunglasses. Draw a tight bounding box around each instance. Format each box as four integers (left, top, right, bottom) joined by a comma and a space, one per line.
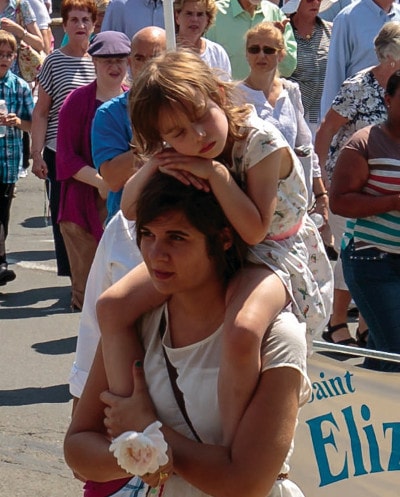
239, 21, 328, 222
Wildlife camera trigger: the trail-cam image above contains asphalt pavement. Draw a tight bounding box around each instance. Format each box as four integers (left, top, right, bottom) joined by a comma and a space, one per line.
0, 172, 83, 496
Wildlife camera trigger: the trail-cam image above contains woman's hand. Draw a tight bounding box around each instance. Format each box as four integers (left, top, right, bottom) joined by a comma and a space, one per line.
0, 17, 24, 38
313, 194, 329, 228
101, 360, 157, 438
273, 19, 290, 33
32, 154, 48, 180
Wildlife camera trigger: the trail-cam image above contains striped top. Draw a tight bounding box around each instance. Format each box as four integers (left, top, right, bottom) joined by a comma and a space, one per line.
37, 50, 95, 151
289, 17, 332, 124
342, 125, 400, 254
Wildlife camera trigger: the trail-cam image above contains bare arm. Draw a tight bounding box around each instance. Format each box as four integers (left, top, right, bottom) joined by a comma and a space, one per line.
120, 157, 160, 219
65, 351, 301, 497
211, 148, 293, 244
99, 150, 140, 192
31, 84, 51, 179
147, 147, 292, 246
73, 166, 109, 199
314, 108, 348, 184
330, 148, 400, 217
25, 20, 45, 51
0, 18, 44, 52
64, 344, 132, 480
312, 176, 329, 224
3, 113, 31, 132
96, 263, 167, 397
165, 368, 300, 497
40, 28, 52, 54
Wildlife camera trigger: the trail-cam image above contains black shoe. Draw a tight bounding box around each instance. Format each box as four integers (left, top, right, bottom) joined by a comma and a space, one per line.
0, 263, 16, 286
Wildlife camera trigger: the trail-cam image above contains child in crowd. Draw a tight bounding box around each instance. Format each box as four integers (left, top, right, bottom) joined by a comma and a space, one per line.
0, 30, 34, 286
97, 50, 332, 445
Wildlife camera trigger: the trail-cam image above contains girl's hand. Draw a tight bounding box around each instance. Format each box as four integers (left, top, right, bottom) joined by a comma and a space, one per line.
101, 360, 157, 438
156, 150, 213, 191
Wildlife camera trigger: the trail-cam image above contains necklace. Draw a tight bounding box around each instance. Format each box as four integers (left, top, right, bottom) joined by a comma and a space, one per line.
291, 14, 314, 40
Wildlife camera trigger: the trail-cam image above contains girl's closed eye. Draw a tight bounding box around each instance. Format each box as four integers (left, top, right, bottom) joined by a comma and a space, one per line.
172, 128, 186, 139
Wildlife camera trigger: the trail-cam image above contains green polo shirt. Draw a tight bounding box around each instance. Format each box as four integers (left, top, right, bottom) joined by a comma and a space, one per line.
206, 0, 297, 80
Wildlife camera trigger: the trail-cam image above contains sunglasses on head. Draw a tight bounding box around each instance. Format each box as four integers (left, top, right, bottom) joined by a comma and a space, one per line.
247, 45, 278, 55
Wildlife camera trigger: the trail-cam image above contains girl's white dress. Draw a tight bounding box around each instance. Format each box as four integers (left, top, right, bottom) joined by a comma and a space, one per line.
231, 110, 333, 342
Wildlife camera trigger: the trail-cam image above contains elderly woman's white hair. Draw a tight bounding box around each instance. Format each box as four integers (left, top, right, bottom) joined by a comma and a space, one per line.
375, 21, 400, 63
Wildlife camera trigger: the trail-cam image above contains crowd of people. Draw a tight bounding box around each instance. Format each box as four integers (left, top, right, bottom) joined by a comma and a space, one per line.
1, 0, 400, 495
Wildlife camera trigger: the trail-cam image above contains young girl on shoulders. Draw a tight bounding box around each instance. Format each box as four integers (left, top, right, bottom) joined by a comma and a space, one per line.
97, 50, 332, 445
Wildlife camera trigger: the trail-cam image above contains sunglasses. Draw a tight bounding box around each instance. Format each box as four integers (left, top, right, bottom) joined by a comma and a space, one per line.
247, 45, 279, 55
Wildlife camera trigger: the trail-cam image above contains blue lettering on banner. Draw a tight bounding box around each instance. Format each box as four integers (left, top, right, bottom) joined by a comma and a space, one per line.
384, 422, 400, 471
309, 370, 355, 403
306, 404, 400, 487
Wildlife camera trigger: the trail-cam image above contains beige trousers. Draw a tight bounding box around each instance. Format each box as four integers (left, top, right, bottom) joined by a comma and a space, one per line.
60, 221, 98, 310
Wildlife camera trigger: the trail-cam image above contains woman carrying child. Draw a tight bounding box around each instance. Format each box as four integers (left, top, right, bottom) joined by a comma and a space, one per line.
65, 172, 311, 497
97, 50, 333, 445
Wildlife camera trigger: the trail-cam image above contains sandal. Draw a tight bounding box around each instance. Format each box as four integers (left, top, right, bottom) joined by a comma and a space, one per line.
356, 328, 368, 348
322, 321, 359, 347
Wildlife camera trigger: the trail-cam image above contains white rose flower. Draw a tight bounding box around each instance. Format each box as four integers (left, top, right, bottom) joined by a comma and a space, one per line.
109, 421, 169, 476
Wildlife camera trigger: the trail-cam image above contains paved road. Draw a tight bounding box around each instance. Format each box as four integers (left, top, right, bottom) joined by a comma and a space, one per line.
0, 173, 83, 496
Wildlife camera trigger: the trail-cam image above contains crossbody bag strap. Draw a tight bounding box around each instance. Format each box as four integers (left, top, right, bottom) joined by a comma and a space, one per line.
158, 310, 202, 443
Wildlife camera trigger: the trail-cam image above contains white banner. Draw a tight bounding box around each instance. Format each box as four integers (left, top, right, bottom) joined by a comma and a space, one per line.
291, 353, 400, 496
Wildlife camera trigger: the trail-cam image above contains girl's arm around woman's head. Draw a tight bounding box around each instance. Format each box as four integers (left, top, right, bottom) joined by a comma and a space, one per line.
120, 156, 160, 220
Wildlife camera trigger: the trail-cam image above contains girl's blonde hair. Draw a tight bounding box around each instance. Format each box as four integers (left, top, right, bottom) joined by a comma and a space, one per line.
129, 50, 251, 156
174, 0, 218, 32
245, 21, 286, 56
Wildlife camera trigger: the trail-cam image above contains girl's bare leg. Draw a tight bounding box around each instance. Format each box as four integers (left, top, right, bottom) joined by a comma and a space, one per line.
220, 264, 289, 445
96, 262, 167, 396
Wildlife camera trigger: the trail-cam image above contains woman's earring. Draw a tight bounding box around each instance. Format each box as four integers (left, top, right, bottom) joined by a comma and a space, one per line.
391, 61, 395, 68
